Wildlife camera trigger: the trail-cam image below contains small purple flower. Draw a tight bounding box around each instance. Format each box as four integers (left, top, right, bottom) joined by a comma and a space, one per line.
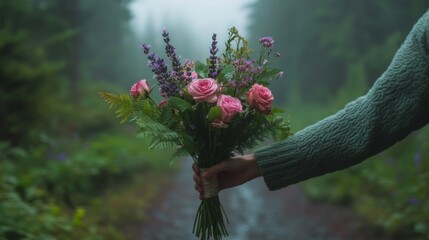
276, 71, 284, 78
56, 152, 68, 161
275, 52, 281, 57
409, 197, 419, 205
414, 151, 421, 169
259, 36, 274, 48
263, 59, 268, 65
384, 158, 395, 166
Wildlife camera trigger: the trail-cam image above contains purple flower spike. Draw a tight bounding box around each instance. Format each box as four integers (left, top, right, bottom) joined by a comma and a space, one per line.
209, 33, 218, 78
162, 29, 184, 82
141, 41, 180, 97
259, 36, 274, 48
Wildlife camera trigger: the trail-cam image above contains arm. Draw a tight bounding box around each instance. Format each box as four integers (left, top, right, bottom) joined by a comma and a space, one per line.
255, 10, 429, 190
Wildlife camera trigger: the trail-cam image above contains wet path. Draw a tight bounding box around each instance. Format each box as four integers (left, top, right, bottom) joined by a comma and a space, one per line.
140, 158, 383, 240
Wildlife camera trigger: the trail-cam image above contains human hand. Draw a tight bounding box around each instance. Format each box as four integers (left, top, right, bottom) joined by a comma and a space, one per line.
192, 154, 261, 199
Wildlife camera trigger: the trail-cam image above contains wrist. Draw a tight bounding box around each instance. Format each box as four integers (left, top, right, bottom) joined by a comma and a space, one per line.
245, 154, 261, 179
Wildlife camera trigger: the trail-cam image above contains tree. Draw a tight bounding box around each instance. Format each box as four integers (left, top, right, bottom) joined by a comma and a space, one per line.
248, 0, 429, 103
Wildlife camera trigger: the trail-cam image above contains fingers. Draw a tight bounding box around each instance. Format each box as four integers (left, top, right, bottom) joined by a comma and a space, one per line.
192, 163, 203, 199
192, 163, 200, 174
203, 161, 228, 179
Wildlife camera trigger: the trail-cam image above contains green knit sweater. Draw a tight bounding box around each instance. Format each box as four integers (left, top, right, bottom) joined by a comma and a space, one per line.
255, 11, 429, 191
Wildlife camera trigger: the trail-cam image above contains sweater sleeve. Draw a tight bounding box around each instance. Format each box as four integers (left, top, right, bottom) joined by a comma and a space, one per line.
255, 10, 429, 191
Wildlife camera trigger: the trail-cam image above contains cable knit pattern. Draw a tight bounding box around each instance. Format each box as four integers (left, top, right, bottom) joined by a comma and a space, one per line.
255, 11, 429, 191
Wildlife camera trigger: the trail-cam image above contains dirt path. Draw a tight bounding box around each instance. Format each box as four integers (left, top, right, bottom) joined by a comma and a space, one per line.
139, 158, 385, 240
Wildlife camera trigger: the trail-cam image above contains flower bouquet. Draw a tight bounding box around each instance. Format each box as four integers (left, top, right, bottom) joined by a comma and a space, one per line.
99, 27, 291, 240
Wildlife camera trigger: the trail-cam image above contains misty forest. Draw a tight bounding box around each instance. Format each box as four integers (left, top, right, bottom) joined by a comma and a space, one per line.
1, 0, 429, 239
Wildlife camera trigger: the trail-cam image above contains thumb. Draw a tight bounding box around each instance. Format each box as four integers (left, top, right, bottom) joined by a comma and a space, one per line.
202, 161, 228, 179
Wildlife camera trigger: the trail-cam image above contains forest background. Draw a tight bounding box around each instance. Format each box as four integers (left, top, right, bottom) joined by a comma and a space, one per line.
1, 0, 428, 239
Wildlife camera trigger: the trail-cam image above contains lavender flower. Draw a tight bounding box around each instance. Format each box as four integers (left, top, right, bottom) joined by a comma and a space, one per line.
209, 33, 219, 78
141, 43, 180, 97
162, 29, 185, 82
259, 36, 274, 48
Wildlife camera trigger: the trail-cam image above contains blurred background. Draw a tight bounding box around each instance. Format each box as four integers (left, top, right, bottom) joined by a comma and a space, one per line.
1, 0, 428, 239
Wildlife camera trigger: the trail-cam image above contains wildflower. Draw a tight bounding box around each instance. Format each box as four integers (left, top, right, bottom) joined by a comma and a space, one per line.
259, 36, 274, 48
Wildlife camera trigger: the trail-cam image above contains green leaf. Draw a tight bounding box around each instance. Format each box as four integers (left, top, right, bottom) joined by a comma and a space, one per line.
256, 68, 281, 83
207, 106, 222, 122
217, 64, 235, 82
168, 97, 192, 112
195, 61, 208, 78
98, 92, 134, 123
271, 108, 284, 114
169, 147, 189, 165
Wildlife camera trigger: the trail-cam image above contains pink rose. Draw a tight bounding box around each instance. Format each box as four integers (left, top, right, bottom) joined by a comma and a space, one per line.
130, 79, 150, 97
246, 83, 274, 114
187, 78, 219, 103
217, 94, 243, 122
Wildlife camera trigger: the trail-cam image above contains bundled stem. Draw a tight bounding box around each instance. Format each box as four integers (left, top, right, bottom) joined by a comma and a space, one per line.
193, 196, 229, 240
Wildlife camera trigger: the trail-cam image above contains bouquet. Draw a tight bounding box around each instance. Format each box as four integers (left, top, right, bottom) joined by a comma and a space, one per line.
99, 27, 291, 240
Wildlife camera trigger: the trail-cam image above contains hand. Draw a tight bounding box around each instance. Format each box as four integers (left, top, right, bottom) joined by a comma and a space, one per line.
192, 154, 261, 199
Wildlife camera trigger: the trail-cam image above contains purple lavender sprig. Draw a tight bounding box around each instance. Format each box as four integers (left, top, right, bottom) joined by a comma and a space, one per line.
162, 29, 185, 83
141, 44, 180, 97
208, 33, 218, 78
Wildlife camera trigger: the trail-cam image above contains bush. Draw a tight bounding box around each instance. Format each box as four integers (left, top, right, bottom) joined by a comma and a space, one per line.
0, 131, 174, 240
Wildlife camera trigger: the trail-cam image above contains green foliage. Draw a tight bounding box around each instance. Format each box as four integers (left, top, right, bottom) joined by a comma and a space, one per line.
98, 92, 135, 123
195, 61, 209, 78
0, 149, 100, 240
249, 0, 429, 103
255, 68, 282, 85
0, 2, 62, 146
0, 132, 173, 240
217, 64, 235, 83
223, 27, 252, 65
168, 97, 192, 112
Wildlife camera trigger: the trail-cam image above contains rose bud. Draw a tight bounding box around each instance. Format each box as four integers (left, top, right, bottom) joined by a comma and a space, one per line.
130, 79, 150, 97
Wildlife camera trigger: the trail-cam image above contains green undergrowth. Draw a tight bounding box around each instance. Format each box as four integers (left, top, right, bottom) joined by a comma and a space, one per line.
0, 131, 177, 240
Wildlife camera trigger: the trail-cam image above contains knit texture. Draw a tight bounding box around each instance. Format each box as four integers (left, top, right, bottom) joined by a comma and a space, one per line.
255, 11, 429, 191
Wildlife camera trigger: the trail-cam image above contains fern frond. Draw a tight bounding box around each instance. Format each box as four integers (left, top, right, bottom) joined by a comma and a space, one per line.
149, 138, 180, 149
98, 92, 134, 123
169, 147, 190, 166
